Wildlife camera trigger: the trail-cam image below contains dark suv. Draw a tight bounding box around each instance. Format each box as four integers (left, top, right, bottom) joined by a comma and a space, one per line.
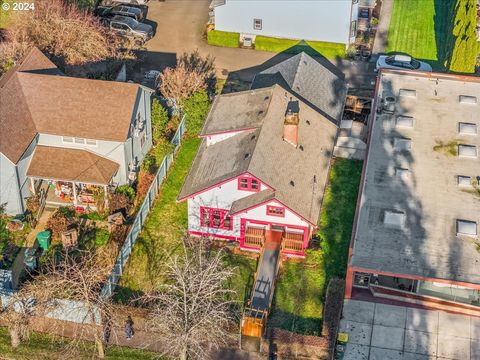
107, 16, 153, 43
95, 5, 144, 22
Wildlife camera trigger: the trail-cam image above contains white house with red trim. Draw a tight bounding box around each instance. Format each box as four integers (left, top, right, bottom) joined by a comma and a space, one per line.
178, 61, 346, 256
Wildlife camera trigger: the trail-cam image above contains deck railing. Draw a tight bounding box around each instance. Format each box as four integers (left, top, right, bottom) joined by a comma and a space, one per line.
244, 227, 265, 248
281, 232, 304, 252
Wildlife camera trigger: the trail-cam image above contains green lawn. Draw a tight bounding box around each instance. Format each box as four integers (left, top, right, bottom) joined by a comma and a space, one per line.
0, 1, 14, 29
255, 37, 346, 59
0, 328, 160, 360
386, 0, 478, 72
207, 30, 240, 48
268, 159, 363, 335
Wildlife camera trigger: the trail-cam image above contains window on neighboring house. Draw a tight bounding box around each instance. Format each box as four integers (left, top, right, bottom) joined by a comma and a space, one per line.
350, 20, 357, 38
85, 139, 97, 146
238, 177, 260, 191
266, 205, 285, 217
74, 137, 85, 144
62, 136, 73, 143
253, 18, 262, 30
200, 207, 232, 230
67, 137, 97, 146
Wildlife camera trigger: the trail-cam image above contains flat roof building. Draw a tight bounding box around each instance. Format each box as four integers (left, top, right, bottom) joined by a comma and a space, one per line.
346, 70, 480, 312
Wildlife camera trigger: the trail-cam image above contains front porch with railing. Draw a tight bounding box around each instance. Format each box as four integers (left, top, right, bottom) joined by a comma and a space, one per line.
242, 225, 306, 254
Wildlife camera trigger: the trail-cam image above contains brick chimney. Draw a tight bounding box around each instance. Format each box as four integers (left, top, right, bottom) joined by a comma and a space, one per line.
283, 100, 299, 147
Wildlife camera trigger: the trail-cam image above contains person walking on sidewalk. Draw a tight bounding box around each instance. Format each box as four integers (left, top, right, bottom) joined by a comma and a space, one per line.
125, 316, 135, 340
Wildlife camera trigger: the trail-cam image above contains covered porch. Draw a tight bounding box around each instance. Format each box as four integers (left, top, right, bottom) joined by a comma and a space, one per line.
26, 145, 120, 211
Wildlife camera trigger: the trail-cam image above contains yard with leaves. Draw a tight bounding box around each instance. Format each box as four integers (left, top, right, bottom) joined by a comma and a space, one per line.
268, 159, 363, 335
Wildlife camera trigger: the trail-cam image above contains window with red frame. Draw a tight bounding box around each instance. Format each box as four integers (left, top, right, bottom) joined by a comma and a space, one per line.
266, 205, 285, 217
238, 177, 260, 191
200, 207, 233, 230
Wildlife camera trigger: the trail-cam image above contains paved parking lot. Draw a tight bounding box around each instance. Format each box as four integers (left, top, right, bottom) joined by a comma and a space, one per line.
339, 300, 480, 360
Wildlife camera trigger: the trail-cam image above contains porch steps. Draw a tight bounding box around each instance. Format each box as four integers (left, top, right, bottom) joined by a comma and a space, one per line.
240, 230, 282, 350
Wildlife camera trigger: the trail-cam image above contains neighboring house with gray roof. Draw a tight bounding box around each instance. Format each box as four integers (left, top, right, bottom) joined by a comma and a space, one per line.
178, 85, 337, 257
0, 48, 153, 215
211, 0, 359, 46
251, 52, 347, 124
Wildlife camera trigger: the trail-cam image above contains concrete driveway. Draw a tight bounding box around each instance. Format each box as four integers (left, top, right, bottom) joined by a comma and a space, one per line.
135, 0, 376, 88
339, 300, 480, 360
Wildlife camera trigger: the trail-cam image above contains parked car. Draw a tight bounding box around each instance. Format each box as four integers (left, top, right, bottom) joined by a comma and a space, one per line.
95, 5, 144, 22
110, 0, 149, 5
375, 54, 432, 72
107, 16, 153, 43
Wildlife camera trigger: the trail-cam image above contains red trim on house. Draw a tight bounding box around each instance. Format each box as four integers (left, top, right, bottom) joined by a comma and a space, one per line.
231, 198, 315, 226
349, 266, 480, 291
237, 176, 261, 192
188, 230, 238, 241
199, 206, 233, 230
266, 205, 285, 217
177, 172, 273, 202
199, 127, 257, 137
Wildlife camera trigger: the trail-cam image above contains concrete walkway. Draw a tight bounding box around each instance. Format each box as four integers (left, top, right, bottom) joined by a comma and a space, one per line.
339, 300, 480, 360
371, 0, 393, 58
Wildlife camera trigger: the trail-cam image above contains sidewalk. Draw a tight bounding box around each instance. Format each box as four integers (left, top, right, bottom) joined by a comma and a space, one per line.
371, 0, 393, 59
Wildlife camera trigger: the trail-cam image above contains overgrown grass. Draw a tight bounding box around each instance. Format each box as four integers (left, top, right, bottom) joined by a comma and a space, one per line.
0, 327, 161, 360
255, 37, 346, 58
0, 1, 14, 29
207, 30, 239, 48
268, 159, 363, 335
386, 0, 478, 72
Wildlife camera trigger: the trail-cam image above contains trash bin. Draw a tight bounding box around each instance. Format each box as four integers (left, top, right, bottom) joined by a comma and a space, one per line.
36, 230, 51, 252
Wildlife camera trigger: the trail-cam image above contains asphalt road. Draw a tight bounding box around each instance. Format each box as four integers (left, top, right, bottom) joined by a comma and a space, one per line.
135, 0, 377, 89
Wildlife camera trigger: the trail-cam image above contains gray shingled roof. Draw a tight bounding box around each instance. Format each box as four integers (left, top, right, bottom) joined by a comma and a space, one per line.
178, 85, 338, 224
230, 189, 275, 214
251, 52, 347, 124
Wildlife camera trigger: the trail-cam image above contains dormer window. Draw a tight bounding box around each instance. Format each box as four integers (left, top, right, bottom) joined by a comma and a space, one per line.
384, 210, 406, 228
459, 95, 477, 104
394, 137, 412, 151
396, 116, 414, 128
457, 175, 472, 187
238, 177, 260, 192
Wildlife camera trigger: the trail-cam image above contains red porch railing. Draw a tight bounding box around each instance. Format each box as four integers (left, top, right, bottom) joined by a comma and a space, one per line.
281, 232, 304, 252
244, 227, 265, 248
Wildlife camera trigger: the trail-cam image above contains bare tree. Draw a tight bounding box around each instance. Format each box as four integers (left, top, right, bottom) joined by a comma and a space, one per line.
34, 250, 119, 358
0, 0, 131, 74
158, 50, 216, 106
139, 237, 237, 360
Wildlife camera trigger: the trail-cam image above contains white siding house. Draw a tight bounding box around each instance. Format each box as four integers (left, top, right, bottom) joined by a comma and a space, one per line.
213, 0, 359, 46
0, 48, 153, 215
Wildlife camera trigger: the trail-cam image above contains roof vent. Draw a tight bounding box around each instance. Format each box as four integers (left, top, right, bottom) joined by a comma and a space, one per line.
251, 135, 256, 140
289, 180, 295, 187
458, 122, 477, 135
459, 95, 477, 104
306, 120, 310, 125
244, 153, 250, 160
399, 89, 416, 98
384, 210, 406, 228
396, 116, 414, 128
264, 96, 270, 101
299, 145, 304, 151
258, 110, 264, 115
458, 144, 477, 158
395, 167, 410, 179
394, 137, 412, 151
457, 175, 472, 186
456, 219, 477, 237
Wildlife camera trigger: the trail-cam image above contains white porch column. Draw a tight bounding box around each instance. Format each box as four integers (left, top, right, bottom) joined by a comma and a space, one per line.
72, 182, 78, 206
30, 178, 36, 195
104, 185, 109, 209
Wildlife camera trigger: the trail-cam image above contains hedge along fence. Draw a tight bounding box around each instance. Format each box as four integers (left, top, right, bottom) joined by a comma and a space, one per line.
449, 0, 479, 73
321, 278, 346, 358
100, 115, 186, 299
